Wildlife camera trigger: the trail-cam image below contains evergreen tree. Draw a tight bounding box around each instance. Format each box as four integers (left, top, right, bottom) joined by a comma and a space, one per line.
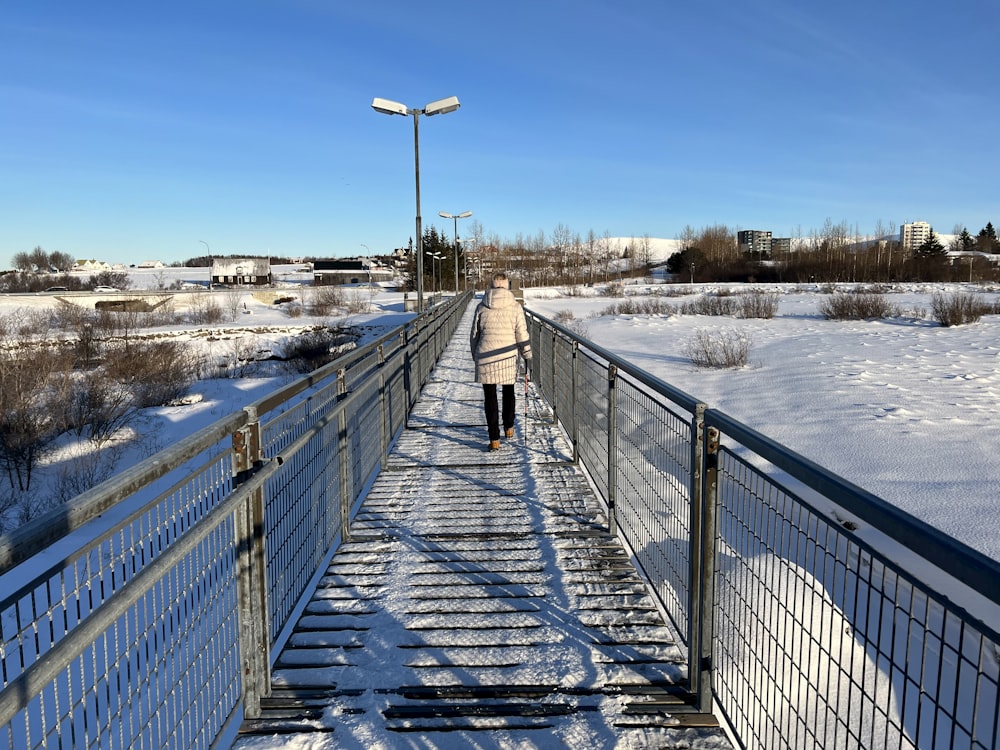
977, 222, 998, 253
666, 247, 707, 278
958, 228, 975, 250
915, 230, 946, 257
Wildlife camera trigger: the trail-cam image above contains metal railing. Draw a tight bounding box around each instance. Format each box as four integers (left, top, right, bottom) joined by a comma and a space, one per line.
0, 292, 471, 750
527, 309, 1000, 750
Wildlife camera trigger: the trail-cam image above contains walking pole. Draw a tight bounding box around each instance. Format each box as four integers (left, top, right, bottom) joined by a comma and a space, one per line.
523, 366, 529, 447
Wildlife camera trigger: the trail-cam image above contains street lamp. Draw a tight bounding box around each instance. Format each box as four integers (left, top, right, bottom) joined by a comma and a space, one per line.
200, 240, 211, 287
427, 251, 445, 293
439, 210, 472, 294
371, 95, 461, 312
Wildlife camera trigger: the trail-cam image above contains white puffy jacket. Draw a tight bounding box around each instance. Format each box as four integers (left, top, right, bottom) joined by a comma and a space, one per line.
470, 287, 532, 384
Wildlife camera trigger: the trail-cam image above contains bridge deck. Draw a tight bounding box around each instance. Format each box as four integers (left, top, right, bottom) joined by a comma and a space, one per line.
236, 305, 733, 748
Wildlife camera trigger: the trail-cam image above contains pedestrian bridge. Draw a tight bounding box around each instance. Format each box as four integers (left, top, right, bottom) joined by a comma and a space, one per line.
234, 305, 728, 746
1, 292, 997, 749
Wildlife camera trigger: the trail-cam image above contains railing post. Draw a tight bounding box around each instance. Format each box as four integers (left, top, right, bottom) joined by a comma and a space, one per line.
336, 368, 352, 543
233, 410, 270, 719
570, 339, 580, 464
690, 420, 720, 713
606, 364, 618, 528
377, 343, 390, 457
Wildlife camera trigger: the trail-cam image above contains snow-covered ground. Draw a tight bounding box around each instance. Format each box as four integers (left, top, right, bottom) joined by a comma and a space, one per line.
4, 264, 998, 749
0, 266, 414, 530
4, 265, 997, 561
524, 281, 1000, 563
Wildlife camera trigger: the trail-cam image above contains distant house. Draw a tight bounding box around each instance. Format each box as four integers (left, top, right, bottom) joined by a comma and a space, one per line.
211, 258, 272, 286
137, 260, 166, 269
313, 258, 394, 286
73, 259, 112, 273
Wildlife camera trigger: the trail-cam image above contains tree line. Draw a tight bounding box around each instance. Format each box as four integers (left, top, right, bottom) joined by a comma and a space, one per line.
414, 218, 1000, 289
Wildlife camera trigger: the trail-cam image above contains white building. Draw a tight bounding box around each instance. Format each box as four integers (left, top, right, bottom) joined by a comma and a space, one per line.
211, 258, 272, 286
900, 221, 931, 253
72, 259, 112, 272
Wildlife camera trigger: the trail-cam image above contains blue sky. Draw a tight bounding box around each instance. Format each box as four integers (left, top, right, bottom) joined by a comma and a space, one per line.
2, 0, 997, 266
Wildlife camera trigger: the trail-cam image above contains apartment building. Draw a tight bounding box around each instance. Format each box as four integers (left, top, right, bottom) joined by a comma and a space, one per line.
900, 221, 931, 253
738, 230, 773, 255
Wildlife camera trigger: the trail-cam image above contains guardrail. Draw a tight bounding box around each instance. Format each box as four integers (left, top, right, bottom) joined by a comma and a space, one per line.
527, 309, 1000, 750
0, 291, 472, 750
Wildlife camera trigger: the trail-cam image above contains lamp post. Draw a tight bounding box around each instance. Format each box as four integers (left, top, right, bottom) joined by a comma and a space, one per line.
427, 251, 445, 293
200, 240, 211, 287
371, 95, 461, 312
439, 210, 472, 294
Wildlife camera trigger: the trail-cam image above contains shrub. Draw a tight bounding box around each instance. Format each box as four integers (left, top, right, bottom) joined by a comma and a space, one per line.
283, 329, 345, 373
818, 293, 900, 320
684, 329, 753, 369
68, 372, 138, 445
104, 340, 195, 407
309, 286, 345, 317
678, 295, 737, 316
930, 292, 992, 327
345, 290, 372, 314
737, 290, 780, 319
600, 298, 675, 316
188, 295, 224, 324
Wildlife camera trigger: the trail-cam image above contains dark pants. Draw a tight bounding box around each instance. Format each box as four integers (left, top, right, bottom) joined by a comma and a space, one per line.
482, 384, 515, 441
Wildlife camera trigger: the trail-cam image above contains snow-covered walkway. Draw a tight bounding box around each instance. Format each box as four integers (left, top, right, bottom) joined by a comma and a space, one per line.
235, 304, 734, 749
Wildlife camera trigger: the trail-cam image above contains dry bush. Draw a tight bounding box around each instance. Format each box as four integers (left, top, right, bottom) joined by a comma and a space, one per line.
684, 329, 753, 369
655, 285, 697, 298
600, 283, 625, 298
678, 295, 738, 316
224, 337, 266, 378
0, 347, 75, 491
553, 309, 589, 338
282, 328, 359, 374
104, 340, 195, 407
554, 309, 577, 326
600, 298, 675, 316
53, 447, 125, 507
187, 295, 224, 324
819, 293, 901, 320
0, 309, 47, 341
309, 286, 345, 316
68, 371, 139, 445
283, 329, 341, 373
737, 290, 780, 319
50, 301, 92, 331
930, 293, 992, 327
223, 289, 245, 320
345, 289, 372, 314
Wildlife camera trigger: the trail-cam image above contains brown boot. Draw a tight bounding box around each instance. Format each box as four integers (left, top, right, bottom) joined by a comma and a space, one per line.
505, 427, 514, 439
489, 440, 501, 451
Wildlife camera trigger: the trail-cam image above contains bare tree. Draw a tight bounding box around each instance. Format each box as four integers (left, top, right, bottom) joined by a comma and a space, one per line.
0, 347, 74, 491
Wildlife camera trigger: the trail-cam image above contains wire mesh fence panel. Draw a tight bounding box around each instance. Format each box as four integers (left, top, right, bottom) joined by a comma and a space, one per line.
1, 516, 242, 750
574, 350, 611, 503
711, 445, 1000, 750
262, 416, 342, 639
613, 376, 696, 640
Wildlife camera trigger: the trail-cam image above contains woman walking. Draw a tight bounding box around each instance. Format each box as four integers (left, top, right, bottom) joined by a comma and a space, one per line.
470, 273, 532, 451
